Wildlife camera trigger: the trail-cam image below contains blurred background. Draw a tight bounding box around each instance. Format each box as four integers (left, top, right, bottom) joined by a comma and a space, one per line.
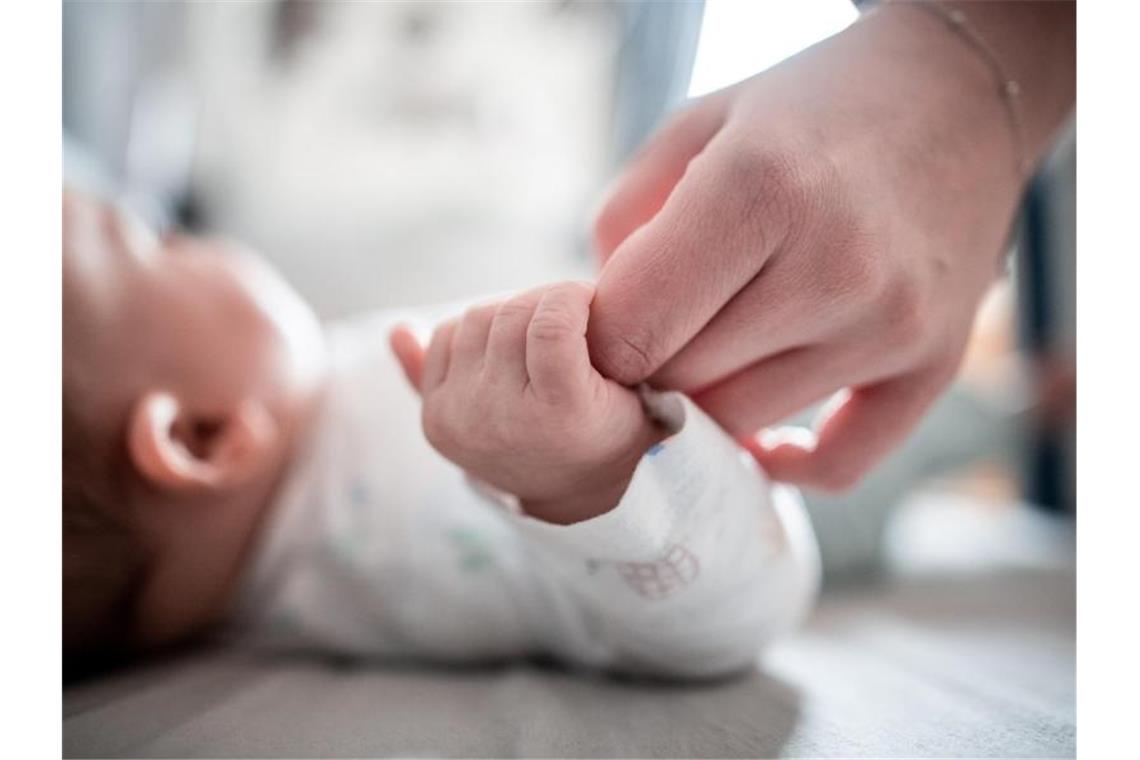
63, 0, 1075, 584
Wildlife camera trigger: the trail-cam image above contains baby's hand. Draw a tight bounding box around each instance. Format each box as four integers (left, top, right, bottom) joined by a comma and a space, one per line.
390, 282, 664, 525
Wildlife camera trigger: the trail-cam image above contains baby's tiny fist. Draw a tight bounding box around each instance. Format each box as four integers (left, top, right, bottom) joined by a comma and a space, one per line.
406, 282, 663, 525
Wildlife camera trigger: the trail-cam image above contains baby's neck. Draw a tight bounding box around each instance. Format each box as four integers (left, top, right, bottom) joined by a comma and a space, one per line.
215, 348, 334, 621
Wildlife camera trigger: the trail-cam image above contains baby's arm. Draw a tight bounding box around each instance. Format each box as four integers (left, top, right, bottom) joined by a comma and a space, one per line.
391, 283, 819, 678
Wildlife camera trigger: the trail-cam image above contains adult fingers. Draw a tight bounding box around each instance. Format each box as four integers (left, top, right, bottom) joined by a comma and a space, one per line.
691, 345, 872, 437
647, 235, 857, 396
486, 286, 549, 385
753, 363, 957, 491
451, 303, 498, 372
594, 92, 730, 260
526, 281, 595, 402
587, 133, 798, 385
421, 319, 458, 394
389, 324, 426, 394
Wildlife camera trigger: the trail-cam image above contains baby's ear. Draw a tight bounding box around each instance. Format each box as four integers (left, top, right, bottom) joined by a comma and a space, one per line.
127, 391, 278, 492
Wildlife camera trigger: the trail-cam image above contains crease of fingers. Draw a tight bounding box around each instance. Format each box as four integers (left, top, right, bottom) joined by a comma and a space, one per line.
421, 319, 458, 394
451, 304, 497, 372
486, 291, 547, 388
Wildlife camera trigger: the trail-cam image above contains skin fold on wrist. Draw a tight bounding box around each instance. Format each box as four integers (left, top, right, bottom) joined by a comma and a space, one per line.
519, 416, 669, 526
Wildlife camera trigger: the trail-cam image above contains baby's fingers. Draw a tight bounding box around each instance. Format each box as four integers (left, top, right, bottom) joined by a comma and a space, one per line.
389, 325, 426, 394
422, 319, 458, 394
486, 286, 548, 386
452, 304, 497, 371
526, 281, 595, 402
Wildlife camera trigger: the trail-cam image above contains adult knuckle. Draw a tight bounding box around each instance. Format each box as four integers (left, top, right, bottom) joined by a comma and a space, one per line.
733, 142, 816, 228
720, 140, 847, 276
733, 142, 798, 194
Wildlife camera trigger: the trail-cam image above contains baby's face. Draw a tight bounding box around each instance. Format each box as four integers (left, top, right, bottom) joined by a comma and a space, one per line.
63, 191, 324, 421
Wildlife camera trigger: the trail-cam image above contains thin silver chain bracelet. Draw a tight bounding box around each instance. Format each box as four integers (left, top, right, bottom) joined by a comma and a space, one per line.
878, 0, 1030, 178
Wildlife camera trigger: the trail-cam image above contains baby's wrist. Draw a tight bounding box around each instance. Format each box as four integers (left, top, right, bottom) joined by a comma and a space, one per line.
518, 416, 667, 525
520, 479, 632, 527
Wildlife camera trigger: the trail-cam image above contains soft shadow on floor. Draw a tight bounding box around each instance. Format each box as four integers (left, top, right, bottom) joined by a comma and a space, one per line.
64, 646, 801, 758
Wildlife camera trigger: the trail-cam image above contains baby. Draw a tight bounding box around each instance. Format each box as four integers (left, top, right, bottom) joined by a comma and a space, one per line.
63, 189, 819, 679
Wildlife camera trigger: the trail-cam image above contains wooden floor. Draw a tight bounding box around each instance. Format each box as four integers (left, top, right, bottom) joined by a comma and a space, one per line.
64, 510, 1074, 758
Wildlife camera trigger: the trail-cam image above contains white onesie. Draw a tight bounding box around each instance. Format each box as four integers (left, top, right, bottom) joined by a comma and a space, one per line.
232, 311, 821, 679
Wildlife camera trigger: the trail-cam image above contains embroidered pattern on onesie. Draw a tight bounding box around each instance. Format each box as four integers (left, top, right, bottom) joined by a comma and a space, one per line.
447, 526, 495, 573
614, 544, 699, 600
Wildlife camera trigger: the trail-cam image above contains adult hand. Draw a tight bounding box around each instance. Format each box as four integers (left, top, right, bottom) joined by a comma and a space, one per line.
587, 2, 1074, 490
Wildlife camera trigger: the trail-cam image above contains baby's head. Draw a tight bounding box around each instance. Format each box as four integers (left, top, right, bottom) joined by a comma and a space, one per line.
62, 190, 325, 672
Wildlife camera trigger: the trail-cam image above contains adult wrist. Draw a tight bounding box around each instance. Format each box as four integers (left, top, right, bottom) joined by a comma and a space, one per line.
868, 1, 1073, 175
839, 1, 1027, 230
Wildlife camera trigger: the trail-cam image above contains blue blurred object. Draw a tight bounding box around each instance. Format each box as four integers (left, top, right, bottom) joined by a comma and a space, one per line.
608, 0, 705, 165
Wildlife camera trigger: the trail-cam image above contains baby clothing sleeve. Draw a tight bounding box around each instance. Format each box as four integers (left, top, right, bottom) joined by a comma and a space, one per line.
483, 389, 820, 678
